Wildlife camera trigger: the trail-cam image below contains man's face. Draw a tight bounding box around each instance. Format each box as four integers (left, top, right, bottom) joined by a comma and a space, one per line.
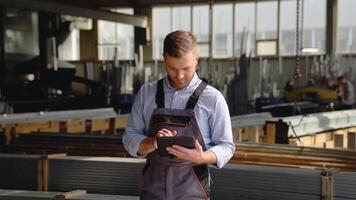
163, 51, 198, 90
338, 78, 346, 85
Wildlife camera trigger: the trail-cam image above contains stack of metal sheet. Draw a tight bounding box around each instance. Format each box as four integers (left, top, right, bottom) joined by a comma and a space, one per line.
210, 164, 321, 200
2, 153, 356, 199
0, 108, 117, 125
230, 112, 272, 128
48, 157, 145, 196
0, 154, 41, 190
334, 172, 356, 200
0, 189, 139, 200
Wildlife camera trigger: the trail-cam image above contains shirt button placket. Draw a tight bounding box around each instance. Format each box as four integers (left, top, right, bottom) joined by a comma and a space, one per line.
172, 91, 178, 109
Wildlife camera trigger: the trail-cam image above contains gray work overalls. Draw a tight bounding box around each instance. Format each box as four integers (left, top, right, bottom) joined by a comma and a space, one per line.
141, 79, 210, 200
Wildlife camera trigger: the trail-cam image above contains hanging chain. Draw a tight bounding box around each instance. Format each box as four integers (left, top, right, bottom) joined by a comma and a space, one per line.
294, 0, 302, 80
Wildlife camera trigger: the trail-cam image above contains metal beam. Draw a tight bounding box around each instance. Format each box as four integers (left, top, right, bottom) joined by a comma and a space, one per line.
0, 0, 147, 28
231, 112, 273, 128
136, 0, 254, 6
231, 109, 356, 138
281, 109, 356, 137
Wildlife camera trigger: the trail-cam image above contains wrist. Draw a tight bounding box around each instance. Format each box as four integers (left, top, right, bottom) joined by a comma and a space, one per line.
200, 150, 217, 165
138, 137, 157, 155
199, 151, 208, 164
150, 137, 158, 150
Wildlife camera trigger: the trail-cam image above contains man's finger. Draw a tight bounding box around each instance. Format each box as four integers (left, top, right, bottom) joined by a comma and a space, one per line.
172, 130, 178, 136
170, 145, 192, 154
158, 129, 176, 137
195, 140, 203, 152
167, 147, 188, 159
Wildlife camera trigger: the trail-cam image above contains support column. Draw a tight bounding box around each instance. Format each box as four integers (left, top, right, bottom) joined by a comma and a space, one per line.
0, 6, 5, 98
326, 0, 338, 55
38, 12, 52, 90
80, 20, 98, 61
134, 6, 150, 55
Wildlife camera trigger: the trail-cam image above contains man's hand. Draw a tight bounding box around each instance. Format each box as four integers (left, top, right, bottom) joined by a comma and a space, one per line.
166, 140, 217, 165
138, 128, 177, 156
157, 128, 177, 137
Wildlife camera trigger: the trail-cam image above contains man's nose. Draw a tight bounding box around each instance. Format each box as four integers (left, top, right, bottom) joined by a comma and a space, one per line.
177, 71, 184, 79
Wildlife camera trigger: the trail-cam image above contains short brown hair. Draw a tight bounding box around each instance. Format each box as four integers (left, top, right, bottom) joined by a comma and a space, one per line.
163, 30, 197, 57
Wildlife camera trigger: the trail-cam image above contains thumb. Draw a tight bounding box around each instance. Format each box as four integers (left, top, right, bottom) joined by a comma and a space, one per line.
195, 139, 203, 152
152, 136, 158, 149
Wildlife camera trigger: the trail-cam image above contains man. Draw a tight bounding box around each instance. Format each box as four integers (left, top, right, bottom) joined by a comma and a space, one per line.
123, 30, 235, 199
337, 75, 355, 109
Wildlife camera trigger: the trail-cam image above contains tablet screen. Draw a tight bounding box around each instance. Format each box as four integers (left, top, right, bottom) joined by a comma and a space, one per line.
157, 136, 195, 157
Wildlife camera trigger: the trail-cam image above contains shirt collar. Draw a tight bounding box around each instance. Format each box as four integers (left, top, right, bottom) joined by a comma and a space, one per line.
164, 73, 199, 91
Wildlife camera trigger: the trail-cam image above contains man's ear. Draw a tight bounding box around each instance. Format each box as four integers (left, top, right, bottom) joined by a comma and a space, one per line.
195, 52, 199, 65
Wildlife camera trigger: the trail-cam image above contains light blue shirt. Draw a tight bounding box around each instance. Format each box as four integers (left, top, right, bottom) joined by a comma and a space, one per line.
123, 73, 235, 168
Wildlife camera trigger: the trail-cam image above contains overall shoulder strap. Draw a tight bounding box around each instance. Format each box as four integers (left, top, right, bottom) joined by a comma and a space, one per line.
186, 80, 208, 110
155, 79, 165, 108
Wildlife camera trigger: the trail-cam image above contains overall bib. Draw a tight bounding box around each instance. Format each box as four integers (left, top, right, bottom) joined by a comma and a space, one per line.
141, 79, 210, 200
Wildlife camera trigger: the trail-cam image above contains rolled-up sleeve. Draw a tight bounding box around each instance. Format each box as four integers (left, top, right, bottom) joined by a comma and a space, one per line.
207, 92, 235, 168
122, 86, 148, 158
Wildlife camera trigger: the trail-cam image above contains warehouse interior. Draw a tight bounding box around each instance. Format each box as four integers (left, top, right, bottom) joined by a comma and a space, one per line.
0, 0, 356, 199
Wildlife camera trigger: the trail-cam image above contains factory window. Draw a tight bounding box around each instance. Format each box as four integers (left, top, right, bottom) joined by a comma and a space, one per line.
280, 0, 297, 55
255, 1, 278, 56
302, 0, 326, 54
256, 39, 277, 56
58, 29, 80, 61
213, 3, 233, 58
193, 5, 210, 58
235, 2, 256, 56
172, 6, 191, 32
152, 7, 171, 60
256, 1, 278, 40
280, 0, 326, 55
337, 0, 356, 54
98, 8, 134, 61
4, 9, 39, 56
152, 6, 191, 60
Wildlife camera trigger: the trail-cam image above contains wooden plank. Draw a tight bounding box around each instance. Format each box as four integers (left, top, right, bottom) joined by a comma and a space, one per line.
236, 143, 356, 161
324, 140, 335, 148
54, 190, 87, 200
299, 135, 315, 146
348, 127, 356, 133
347, 132, 356, 150
334, 134, 344, 148
315, 132, 333, 146
39, 122, 60, 133
232, 128, 242, 142
92, 119, 110, 132
15, 122, 51, 134
4, 126, 13, 145
42, 158, 48, 191
264, 123, 276, 144
5, 122, 59, 134
67, 120, 85, 133
334, 129, 348, 148
115, 116, 129, 129
246, 126, 259, 143
41, 153, 66, 191
240, 128, 249, 142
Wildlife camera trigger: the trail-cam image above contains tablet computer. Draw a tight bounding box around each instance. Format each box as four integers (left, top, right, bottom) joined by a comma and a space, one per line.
157, 136, 195, 157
